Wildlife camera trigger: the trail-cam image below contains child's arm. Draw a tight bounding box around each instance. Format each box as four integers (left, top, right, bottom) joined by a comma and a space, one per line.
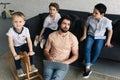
27, 37, 34, 55
8, 36, 20, 60
80, 25, 88, 42
105, 29, 113, 47
38, 27, 45, 42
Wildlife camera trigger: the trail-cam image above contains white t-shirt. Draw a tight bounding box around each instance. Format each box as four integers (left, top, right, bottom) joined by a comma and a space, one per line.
6, 27, 30, 47
43, 13, 61, 30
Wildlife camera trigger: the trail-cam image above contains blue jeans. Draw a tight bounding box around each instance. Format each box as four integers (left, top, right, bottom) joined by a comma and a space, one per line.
43, 60, 69, 80
14, 43, 34, 70
84, 36, 105, 66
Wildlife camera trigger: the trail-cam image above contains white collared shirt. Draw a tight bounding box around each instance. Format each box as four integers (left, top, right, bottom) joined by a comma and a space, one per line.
43, 13, 61, 30
6, 27, 30, 47
86, 16, 112, 39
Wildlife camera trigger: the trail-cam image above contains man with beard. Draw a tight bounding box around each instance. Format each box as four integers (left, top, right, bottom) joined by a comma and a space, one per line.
43, 16, 79, 80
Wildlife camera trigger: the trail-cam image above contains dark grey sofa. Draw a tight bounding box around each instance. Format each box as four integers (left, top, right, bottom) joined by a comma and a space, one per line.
25, 9, 120, 63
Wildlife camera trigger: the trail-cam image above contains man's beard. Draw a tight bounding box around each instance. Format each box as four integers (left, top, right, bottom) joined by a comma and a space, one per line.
60, 28, 68, 33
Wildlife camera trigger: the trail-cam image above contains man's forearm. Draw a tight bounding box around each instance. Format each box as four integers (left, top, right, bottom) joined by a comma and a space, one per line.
63, 54, 78, 64
44, 49, 50, 59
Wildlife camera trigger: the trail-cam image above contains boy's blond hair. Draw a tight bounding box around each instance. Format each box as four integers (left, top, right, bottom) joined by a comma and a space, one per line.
12, 12, 25, 20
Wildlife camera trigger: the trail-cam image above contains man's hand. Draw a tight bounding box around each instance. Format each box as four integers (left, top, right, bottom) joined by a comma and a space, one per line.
47, 54, 56, 62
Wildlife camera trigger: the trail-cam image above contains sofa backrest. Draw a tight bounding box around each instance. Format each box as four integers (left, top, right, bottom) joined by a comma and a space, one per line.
25, 9, 90, 42
25, 9, 120, 46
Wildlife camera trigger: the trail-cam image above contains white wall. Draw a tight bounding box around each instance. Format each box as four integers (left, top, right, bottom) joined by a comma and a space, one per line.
0, 0, 120, 19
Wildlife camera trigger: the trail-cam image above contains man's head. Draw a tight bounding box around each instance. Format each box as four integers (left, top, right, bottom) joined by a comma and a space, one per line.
58, 16, 72, 33
93, 3, 107, 19
49, 2, 59, 16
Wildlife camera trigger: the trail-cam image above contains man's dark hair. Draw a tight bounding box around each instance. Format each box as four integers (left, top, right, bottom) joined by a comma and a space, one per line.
58, 16, 72, 27
49, 2, 59, 11
95, 3, 107, 14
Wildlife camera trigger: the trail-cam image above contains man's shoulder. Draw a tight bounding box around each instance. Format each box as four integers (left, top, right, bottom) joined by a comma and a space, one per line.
68, 32, 77, 39
69, 31, 75, 36
68, 32, 78, 44
47, 31, 58, 40
49, 31, 57, 36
